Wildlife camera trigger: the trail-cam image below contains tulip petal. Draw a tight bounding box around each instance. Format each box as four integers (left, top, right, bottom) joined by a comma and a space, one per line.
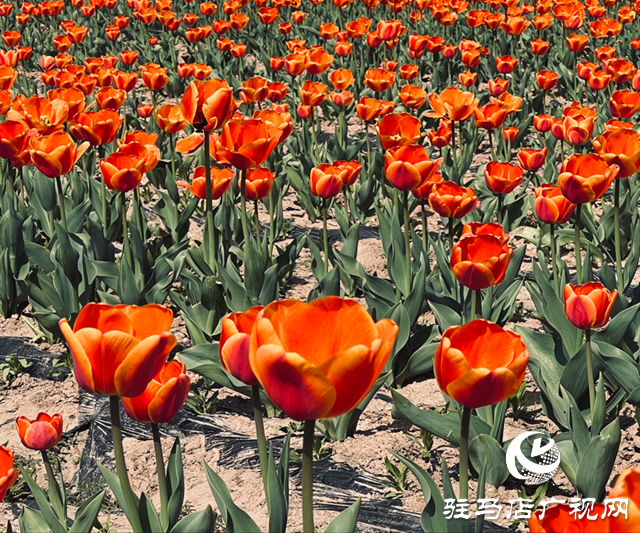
114, 333, 177, 397
148, 375, 191, 423
253, 344, 336, 421
220, 332, 258, 385
73, 303, 134, 335
566, 294, 597, 329
23, 422, 59, 451
448, 320, 514, 370
100, 330, 141, 395
118, 304, 174, 340
446, 367, 519, 409
122, 380, 162, 423
59, 320, 96, 393
281, 297, 378, 367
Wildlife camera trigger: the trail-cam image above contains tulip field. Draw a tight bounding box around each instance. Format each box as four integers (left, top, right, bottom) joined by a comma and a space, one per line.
3, 0, 640, 531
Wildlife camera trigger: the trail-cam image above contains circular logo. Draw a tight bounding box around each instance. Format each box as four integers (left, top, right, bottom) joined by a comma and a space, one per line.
506, 431, 561, 485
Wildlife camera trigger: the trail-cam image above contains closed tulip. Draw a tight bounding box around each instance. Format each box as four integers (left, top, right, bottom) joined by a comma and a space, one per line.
399, 85, 427, 110
536, 70, 558, 90
70, 110, 123, 146
248, 297, 398, 421
563, 113, 595, 146
384, 144, 442, 191
564, 282, 617, 330
245, 167, 274, 200
557, 153, 619, 204
517, 147, 547, 172
534, 184, 576, 224
100, 151, 145, 192
310, 163, 347, 198
429, 181, 477, 218
0, 447, 18, 503
484, 161, 524, 194
474, 103, 507, 130
376, 113, 422, 150
180, 79, 237, 132
140, 63, 168, 91
460, 222, 509, 244
240, 76, 269, 104
176, 166, 233, 200
305, 47, 333, 75
156, 104, 189, 134
15, 413, 63, 451
220, 306, 263, 385
609, 90, 640, 119
299, 80, 328, 107
30, 132, 90, 178
328, 69, 354, 90
592, 128, 640, 179
496, 55, 518, 74
450, 234, 512, 290
213, 118, 282, 169
122, 361, 190, 424
59, 303, 177, 397
435, 319, 528, 408
364, 68, 395, 92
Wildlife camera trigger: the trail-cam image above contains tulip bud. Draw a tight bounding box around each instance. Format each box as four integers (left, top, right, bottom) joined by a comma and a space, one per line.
15, 413, 63, 451
564, 282, 617, 330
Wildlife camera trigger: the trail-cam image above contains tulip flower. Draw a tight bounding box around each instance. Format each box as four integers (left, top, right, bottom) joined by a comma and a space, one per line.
156, 104, 189, 134
517, 148, 547, 172
0, 446, 18, 503
364, 68, 396, 92
484, 161, 524, 195
100, 151, 145, 193
220, 307, 264, 386
213, 118, 282, 170
70, 110, 123, 146
384, 145, 442, 192
376, 113, 422, 150
450, 233, 513, 291
460, 222, 508, 244
0, 120, 36, 160
122, 360, 190, 424
399, 85, 427, 110
536, 70, 558, 91
473, 103, 507, 131
564, 282, 617, 412
435, 319, 528, 501
15, 413, 63, 451
245, 167, 274, 201
428, 119, 452, 148
609, 90, 640, 119
607, 466, 640, 532
176, 166, 233, 200
180, 79, 237, 132
30, 131, 89, 180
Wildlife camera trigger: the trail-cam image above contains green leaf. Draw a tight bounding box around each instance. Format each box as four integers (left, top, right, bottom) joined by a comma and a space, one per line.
139, 493, 162, 533
166, 438, 185, 531
593, 303, 639, 347
429, 300, 461, 332
266, 443, 287, 533
323, 499, 361, 533
69, 491, 105, 533
97, 463, 139, 525
203, 460, 261, 533
390, 390, 491, 446
169, 506, 217, 533
19, 506, 49, 533
575, 419, 621, 500
18, 466, 66, 533
469, 434, 509, 488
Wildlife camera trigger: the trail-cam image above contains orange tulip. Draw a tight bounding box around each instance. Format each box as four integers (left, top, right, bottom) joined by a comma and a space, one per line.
328, 69, 354, 90
305, 46, 333, 75
299, 80, 328, 107
284, 53, 306, 76
48, 88, 85, 120
364, 68, 396, 92
8, 95, 67, 135
100, 151, 145, 192
473, 103, 507, 130
411, 171, 443, 200
0, 447, 19, 503
95, 87, 126, 111
356, 96, 389, 122
435, 319, 528, 408
400, 64, 419, 81
495, 55, 518, 74
607, 466, 640, 532
458, 71, 477, 87
334, 160, 362, 186
592, 129, 640, 179
384, 145, 442, 192
427, 87, 478, 122
536, 70, 558, 90
529, 501, 608, 532
59, 303, 177, 397
566, 33, 589, 52
563, 113, 594, 146
15, 413, 63, 451
30, 131, 89, 178
180, 79, 237, 131
534, 184, 576, 224
122, 361, 190, 424
451, 234, 513, 290
245, 167, 274, 200
155, 104, 188, 134
267, 82, 287, 103
376, 113, 422, 150
220, 306, 263, 386
70, 110, 122, 146
213, 118, 281, 170
428, 181, 477, 219
587, 70, 612, 91
484, 161, 524, 194
138, 104, 153, 118
531, 38, 550, 55
248, 297, 398, 421
460, 222, 509, 244
399, 84, 427, 110
517, 147, 547, 172
564, 282, 617, 330
487, 77, 509, 96
428, 118, 452, 148
0, 120, 36, 159
534, 114, 553, 133
119, 50, 138, 66
240, 76, 269, 104
558, 153, 618, 204
176, 166, 233, 200
609, 90, 640, 119
310, 163, 347, 198
605, 58, 636, 84
140, 62, 168, 91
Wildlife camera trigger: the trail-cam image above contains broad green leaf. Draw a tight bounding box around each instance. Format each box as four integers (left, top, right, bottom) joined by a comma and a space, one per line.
323, 499, 361, 533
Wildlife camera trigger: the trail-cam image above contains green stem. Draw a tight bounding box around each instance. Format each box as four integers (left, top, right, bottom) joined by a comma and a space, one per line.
497, 193, 503, 226
254, 200, 261, 251
240, 169, 249, 246
41, 451, 64, 525
585, 329, 595, 415
343, 187, 350, 224
100, 146, 108, 237
614, 179, 623, 295
448, 217, 454, 253
421, 201, 429, 255
575, 203, 582, 284
121, 191, 132, 267
55, 176, 67, 231
403, 191, 412, 292
475, 290, 482, 319
550, 223, 560, 298
133, 187, 143, 238
251, 385, 268, 491
322, 198, 329, 276
151, 424, 169, 532
268, 189, 275, 257
459, 406, 471, 500
110, 396, 143, 533
302, 419, 315, 533
203, 131, 217, 271
470, 289, 476, 321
